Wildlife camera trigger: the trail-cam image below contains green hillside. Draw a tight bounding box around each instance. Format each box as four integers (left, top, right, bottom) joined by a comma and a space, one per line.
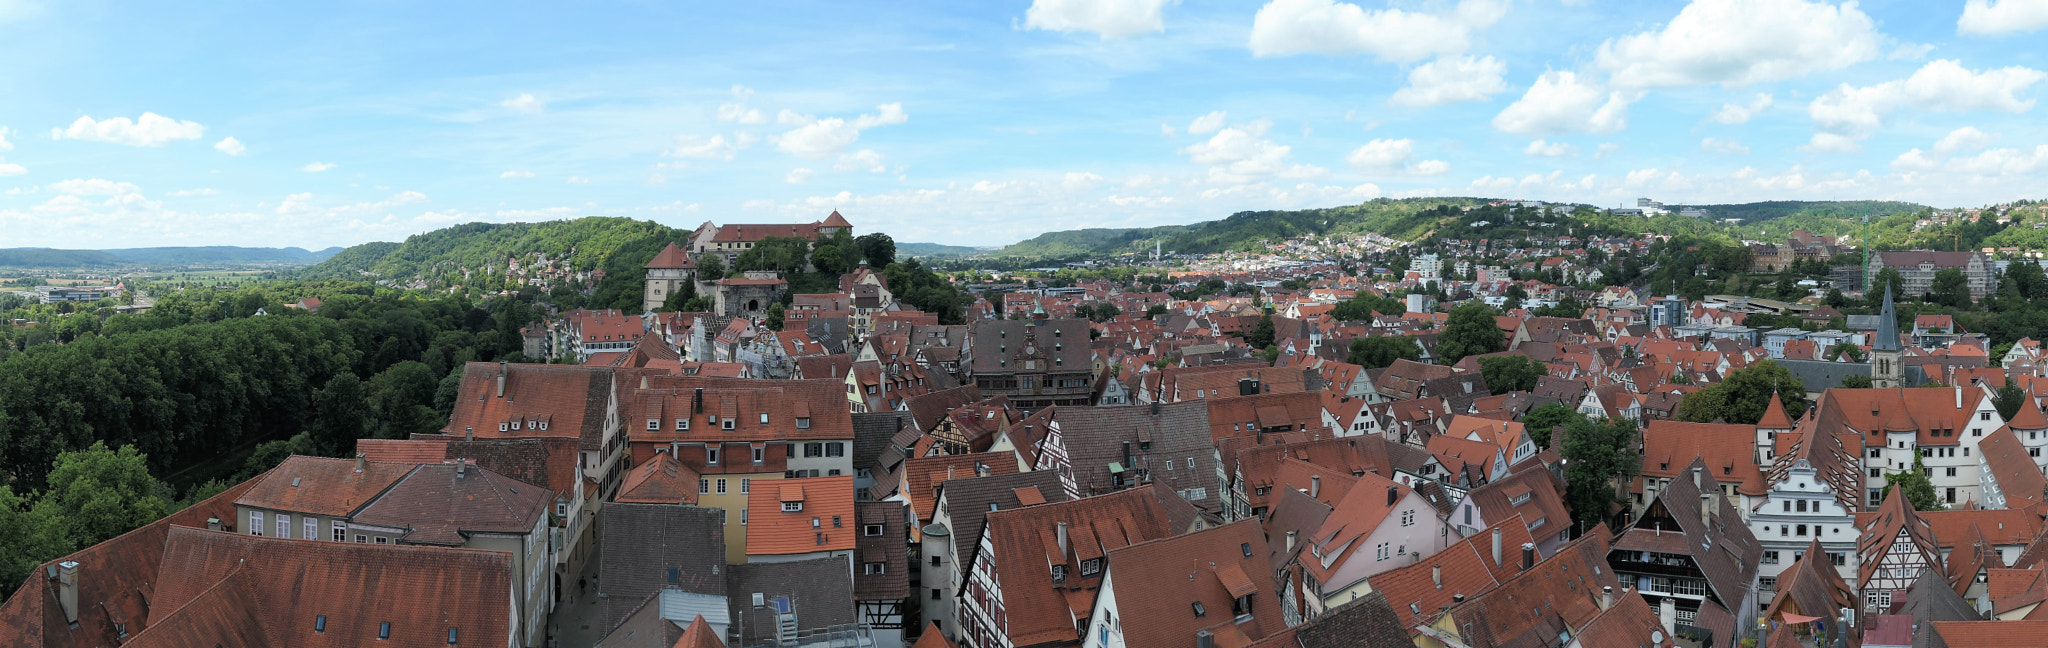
989, 197, 1484, 261
897, 242, 989, 258
0, 246, 340, 268
0, 249, 124, 268
297, 217, 691, 309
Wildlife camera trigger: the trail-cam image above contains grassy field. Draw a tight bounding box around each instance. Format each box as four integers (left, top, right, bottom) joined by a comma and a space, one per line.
142, 270, 272, 288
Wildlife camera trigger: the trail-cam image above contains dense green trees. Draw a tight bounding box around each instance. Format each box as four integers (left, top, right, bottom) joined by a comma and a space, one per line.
1559, 414, 1639, 533
856, 233, 897, 268
1885, 459, 1945, 511
882, 258, 971, 324
1930, 268, 1972, 308
1331, 293, 1406, 322
1348, 335, 1420, 369
1521, 403, 1579, 449
1675, 360, 1807, 425
1477, 355, 1547, 392
1436, 303, 1504, 365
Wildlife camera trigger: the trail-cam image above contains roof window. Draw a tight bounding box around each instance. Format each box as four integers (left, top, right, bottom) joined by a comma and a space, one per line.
379, 622, 391, 641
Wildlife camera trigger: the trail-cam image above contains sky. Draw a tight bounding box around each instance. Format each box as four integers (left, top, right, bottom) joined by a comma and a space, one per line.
3, 0, 2048, 250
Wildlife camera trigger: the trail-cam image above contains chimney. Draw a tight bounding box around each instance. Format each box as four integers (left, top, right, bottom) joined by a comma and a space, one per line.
206, 517, 222, 531
1691, 465, 1700, 490
1600, 586, 1613, 610
1195, 630, 1216, 648
1520, 543, 1535, 571
56, 561, 79, 625
1386, 485, 1398, 507
1150, 401, 1160, 416
1432, 564, 1442, 588
670, 441, 680, 456
694, 387, 704, 412
456, 460, 466, 478
1310, 475, 1321, 498
1702, 493, 1714, 528
465, 426, 474, 442
497, 360, 508, 398
1659, 598, 1676, 635
1491, 528, 1503, 566
1285, 530, 1297, 553
1239, 378, 1259, 397
1056, 522, 1069, 555
355, 453, 366, 473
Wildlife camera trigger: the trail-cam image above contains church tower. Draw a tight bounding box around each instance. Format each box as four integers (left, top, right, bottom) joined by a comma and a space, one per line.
1871, 285, 1903, 388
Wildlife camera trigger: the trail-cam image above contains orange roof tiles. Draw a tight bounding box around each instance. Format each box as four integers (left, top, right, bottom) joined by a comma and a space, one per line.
445, 362, 612, 451
1100, 520, 1283, 648
235, 456, 412, 517
1367, 514, 1537, 631
646, 242, 694, 269
974, 485, 1186, 648
1639, 421, 1767, 496
746, 476, 857, 556
615, 452, 700, 505
1930, 620, 2048, 647
1758, 392, 1794, 429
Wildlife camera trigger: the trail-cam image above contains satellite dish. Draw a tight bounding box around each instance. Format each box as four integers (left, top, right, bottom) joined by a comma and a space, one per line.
1651, 630, 1664, 643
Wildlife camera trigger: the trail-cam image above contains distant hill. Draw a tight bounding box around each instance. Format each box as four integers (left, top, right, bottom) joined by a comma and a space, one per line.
988, 197, 1483, 261
1693, 200, 1929, 226
0, 246, 343, 268
296, 217, 691, 310
897, 242, 989, 258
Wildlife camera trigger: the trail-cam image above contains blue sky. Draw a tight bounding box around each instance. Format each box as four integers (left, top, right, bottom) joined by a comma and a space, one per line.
4, 0, 2048, 250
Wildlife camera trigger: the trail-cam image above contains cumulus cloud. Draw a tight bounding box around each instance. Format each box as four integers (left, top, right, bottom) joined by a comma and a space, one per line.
835, 149, 886, 173
1188, 111, 1227, 135
1179, 121, 1325, 184
1390, 55, 1507, 107
1346, 138, 1413, 171
1947, 144, 2048, 175
0, 126, 13, 151
785, 168, 816, 184
501, 170, 536, 179
567, 176, 591, 185
0, 162, 23, 177
1808, 59, 2047, 150
1711, 93, 1774, 124
1248, 0, 1507, 63
774, 103, 908, 158
1595, 0, 1880, 88
54, 113, 205, 146
1024, 0, 1173, 39
1062, 172, 1104, 190
1934, 126, 1994, 154
1492, 71, 1635, 135
1701, 137, 1750, 154
1523, 139, 1574, 157
167, 188, 217, 197
717, 85, 767, 124
1959, 0, 2048, 36
302, 162, 338, 172
50, 178, 142, 196
669, 133, 758, 160
1410, 159, 1449, 175
213, 136, 246, 156
501, 93, 545, 113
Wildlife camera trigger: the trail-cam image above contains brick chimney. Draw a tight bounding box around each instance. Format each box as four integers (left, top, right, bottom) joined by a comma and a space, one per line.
497, 360, 508, 398
55, 561, 79, 625
1491, 528, 1503, 566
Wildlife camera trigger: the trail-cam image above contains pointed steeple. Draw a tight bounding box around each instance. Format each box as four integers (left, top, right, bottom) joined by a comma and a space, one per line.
1874, 285, 1902, 353
1759, 392, 1794, 430
2011, 393, 2048, 431
1882, 393, 1919, 434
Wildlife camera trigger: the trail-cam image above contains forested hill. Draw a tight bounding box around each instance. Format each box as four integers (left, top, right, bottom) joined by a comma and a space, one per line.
1691, 200, 1929, 225
990, 197, 1485, 261
296, 218, 691, 304
0, 246, 343, 268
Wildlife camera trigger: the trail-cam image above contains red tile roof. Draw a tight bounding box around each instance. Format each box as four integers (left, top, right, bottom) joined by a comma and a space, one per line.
445, 362, 613, 451
974, 485, 1187, 648
234, 456, 412, 517
675, 615, 726, 648
745, 476, 857, 556
615, 451, 701, 505
1930, 620, 2048, 647
901, 452, 1020, 523
1639, 421, 1767, 496
646, 242, 695, 269
352, 462, 552, 545
1366, 514, 1537, 631
626, 377, 855, 444
1101, 520, 1283, 648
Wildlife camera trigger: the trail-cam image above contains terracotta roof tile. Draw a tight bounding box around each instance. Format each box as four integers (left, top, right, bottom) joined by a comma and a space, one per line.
1930, 620, 2048, 647
973, 486, 1187, 647
352, 462, 551, 545
854, 501, 909, 601
1099, 520, 1282, 647
901, 452, 1018, 523
120, 563, 274, 648
1366, 514, 1536, 632
674, 615, 725, 648
445, 362, 613, 451
234, 456, 411, 517
746, 476, 857, 556
615, 451, 701, 505
1639, 421, 1768, 496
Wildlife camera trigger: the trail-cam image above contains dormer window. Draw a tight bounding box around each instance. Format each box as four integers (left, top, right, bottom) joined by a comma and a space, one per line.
796, 417, 811, 430
783, 502, 803, 512
511, 420, 521, 430
723, 419, 736, 431
1080, 558, 1102, 575
537, 421, 547, 431
500, 423, 510, 432
707, 447, 720, 464
1051, 564, 1067, 583
676, 419, 689, 431
647, 419, 660, 431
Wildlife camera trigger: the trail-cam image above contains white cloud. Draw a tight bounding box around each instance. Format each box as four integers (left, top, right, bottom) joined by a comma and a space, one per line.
1624, 168, 1662, 186
302, 162, 338, 172
501, 93, 545, 113
1523, 139, 1574, 157
213, 136, 246, 156
54, 113, 205, 146
1801, 132, 1862, 153
1390, 55, 1507, 107
1179, 124, 1325, 184
0, 162, 23, 177
50, 178, 141, 196
1248, 0, 1507, 63
1188, 111, 1227, 135
566, 176, 591, 185
0, 126, 13, 151
835, 149, 887, 173
1889, 43, 1935, 61
1595, 143, 1623, 159
1711, 93, 1774, 124
1595, 0, 1881, 88
1491, 71, 1635, 135
1808, 59, 2047, 149
1934, 126, 1994, 154
500, 170, 536, 179
669, 133, 756, 160
1062, 172, 1104, 190
1410, 159, 1449, 175
774, 103, 908, 158
1346, 138, 1413, 171
1024, 0, 1173, 39
1946, 144, 2048, 175
1701, 137, 1750, 154
1160, 123, 1177, 137
1959, 0, 2048, 36
167, 188, 217, 197
785, 168, 816, 184
717, 85, 767, 124
1891, 148, 1940, 171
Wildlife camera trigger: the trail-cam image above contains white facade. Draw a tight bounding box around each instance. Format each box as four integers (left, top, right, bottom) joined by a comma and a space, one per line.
1749, 460, 1860, 599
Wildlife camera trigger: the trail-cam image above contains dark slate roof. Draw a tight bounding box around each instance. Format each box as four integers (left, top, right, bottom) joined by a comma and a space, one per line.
968, 319, 1091, 374
851, 411, 913, 472
936, 470, 1073, 569
1051, 401, 1219, 510
1897, 566, 1982, 624
599, 504, 728, 635
594, 592, 685, 648
1293, 590, 1413, 648
1774, 359, 1893, 392
727, 557, 857, 646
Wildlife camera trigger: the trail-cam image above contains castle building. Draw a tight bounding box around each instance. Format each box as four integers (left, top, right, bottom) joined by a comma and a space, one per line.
643, 242, 696, 312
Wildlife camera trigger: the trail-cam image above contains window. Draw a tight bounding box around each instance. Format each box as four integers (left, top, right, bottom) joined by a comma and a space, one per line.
1983, 412, 1993, 421
827, 442, 845, 457
933, 588, 943, 600
722, 418, 736, 431
1401, 510, 1415, 526
1946, 467, 1957, 477
1051, 564, 1067, 583
1192, 602, 1206, 618
700, 479, 710, 494
648, 419, 660, 431
1233, 594, 1253, 618
741, 510, 748, 525
797, 417, 812, 430
250, 512, 264, 536
278, 514, 291, 539
932, 556, 942, 566
865, 524, 884, 537
865, 562, 886, 575
1832, 553, 1846, 566
833, 515, 842, 528
1376, 542, 1391, 560
305, 517, 316, 541
448, 628, 459, 645
707, 447, 720, 465
760, 413, 770, 425
805, 443, 824, 457
753, 446, 766, 464
783, 501, 802, 512
375, 536, 388, 544
676, 419, 688, 431
716, 478, 728, 494
1760, 576, 1777, 591
1080, 558, 1102, 576
316, 615, 327, 633
1763, 551, 1779, 564
379, 622, 391, 641
333, 521, 347, 542
741, 478, 751, 493
356, 535, 367, 543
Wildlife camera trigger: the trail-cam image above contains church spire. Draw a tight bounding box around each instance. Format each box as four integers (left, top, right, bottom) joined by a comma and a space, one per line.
1874, 284, 1901, 353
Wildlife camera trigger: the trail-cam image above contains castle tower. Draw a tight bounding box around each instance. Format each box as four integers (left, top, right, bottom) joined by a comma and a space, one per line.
1755, 391, 1795, 465
643, 242, 696, 312
1871, 285, 1903, 388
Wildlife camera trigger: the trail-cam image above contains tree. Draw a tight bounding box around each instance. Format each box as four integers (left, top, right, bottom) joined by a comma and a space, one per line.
1884, 459, 1945, 512
366, 361, 441, 439
856, 233, 896, 268
1823, 288, 1848, 308
1436, 303, 1505, 365
1842, 374, 1874, 389
661, 276, 702, 312
1559, 416, 1639, 532
1995, 377, 2028, 420
1478, 355, 1547, 392
1348, 336, 1421, 369
33, 442, 174, 550
242, 432, 317, 481
1869, 267, 1905, 308
1245, 315, 1276, 349
733, 236, 813, 277
765, 303, 786, 331
0, 485, 73, 595
1826, 341, 1865, 362
310, 372, 369, 457
1930, 267, 1972, 309
1502, 284, 1527, 311
696, 254, 727, 281
1145, 304, 1167, 318
1675, 360, 1807, 425
1331, 293, 1406, 322
811, 244, 848, 275
1522, 403, 1584, 449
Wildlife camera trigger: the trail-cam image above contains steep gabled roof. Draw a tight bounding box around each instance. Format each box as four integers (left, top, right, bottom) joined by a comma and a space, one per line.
1980, 426, 2048, 509
1436, 532, 1623, 648
615, 451, 701, 504
1099, 520, 1283, 648
1757, 392, 1794, 429
446, 362, 614, 451
1858, 484, 1944, 588
972, 486, 1186, 648
235, 455, 412, 517
1363, 514, 1536, 632
1762, 538, 1859, 624
745, 476, 858, 556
